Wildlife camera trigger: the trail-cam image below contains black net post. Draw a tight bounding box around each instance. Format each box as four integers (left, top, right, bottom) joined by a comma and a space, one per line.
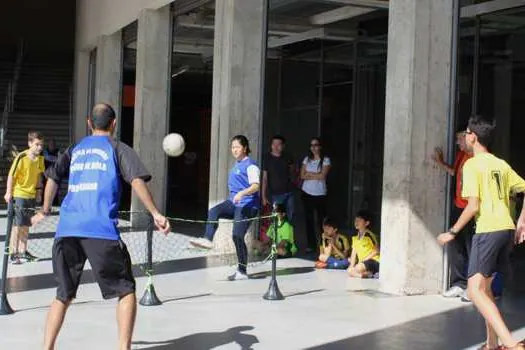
0, 201, 15, 315
139, 213, 162, 306
263, 205, 284, 301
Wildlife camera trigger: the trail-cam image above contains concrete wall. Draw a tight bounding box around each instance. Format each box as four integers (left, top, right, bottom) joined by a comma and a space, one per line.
76, 0, 174, 50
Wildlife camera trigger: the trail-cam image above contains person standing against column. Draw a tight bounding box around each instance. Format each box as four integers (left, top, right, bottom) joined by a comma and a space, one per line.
432, 129, 474, 300
262, 135, 295, 224
301, 137, 331, 253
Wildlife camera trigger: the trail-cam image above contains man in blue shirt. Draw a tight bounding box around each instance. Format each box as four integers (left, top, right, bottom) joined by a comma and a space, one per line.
32, 103, 170, 350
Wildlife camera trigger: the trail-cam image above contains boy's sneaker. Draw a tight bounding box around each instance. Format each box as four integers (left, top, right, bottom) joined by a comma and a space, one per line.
21, 251, 39, 262
227, 270, 249, 281
189, 238, 213, 250
10, 254, 22, 265
315, 261, 327, 269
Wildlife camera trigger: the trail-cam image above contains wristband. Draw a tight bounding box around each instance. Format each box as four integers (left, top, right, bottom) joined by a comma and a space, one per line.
449, 228, 459, 236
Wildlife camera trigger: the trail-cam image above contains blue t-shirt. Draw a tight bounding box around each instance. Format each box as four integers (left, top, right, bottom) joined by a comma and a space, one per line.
47, 136, 151, 240
228, 157, 260, 209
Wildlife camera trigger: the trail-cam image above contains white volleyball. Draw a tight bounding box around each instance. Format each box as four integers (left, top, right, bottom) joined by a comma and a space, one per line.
162, 133, 185, 157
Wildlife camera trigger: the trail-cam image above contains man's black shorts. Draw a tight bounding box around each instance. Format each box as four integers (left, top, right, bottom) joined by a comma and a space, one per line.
10, 197, 36, 227
468, 230, 513, 279
52, 237, 135, 302
363, 259, 380, 274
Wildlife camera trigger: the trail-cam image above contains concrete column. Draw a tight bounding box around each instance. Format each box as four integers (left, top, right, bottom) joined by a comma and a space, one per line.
208, 0, 267, 208
493, 62, 512, 160
131, 5, 171, 214
73, 50, 90, 142
380, 0, 453, 295
95, 31, 123, 138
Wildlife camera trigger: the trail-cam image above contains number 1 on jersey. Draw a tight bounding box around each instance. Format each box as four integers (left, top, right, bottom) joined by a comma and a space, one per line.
491, 170, 503, 199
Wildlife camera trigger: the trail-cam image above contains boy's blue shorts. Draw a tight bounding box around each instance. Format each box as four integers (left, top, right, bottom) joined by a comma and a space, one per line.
326, 257, 349, 269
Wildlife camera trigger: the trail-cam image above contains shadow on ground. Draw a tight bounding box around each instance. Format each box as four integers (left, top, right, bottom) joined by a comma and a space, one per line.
133, 326, 258, 350
306, 296, 525, 350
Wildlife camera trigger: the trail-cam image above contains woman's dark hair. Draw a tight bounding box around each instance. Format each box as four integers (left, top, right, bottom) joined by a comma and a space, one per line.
231, 135, 251, 155
467, 115, 496, 149
308, 137, 325, 170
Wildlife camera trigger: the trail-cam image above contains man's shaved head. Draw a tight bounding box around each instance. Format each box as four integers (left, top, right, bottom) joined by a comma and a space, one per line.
89, 103, 116, 131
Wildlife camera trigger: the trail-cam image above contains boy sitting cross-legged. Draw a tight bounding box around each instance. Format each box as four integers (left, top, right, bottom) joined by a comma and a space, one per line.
348, 210, 380, 279
315, 217, 350, 269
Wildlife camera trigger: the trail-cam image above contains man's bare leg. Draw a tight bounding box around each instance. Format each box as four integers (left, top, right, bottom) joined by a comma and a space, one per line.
43, 299, 71, 350
117, 293, 137, 350
468, 273, 518, 348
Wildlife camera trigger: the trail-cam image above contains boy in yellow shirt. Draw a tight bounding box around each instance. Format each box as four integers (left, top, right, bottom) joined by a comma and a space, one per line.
316, 217, 350, 269
438, 116, 525, 350
348, 210, 380, 278
4, 131, 45, 264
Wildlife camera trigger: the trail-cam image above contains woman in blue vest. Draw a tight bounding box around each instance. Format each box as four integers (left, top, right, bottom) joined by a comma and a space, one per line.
190, 135, 260, 280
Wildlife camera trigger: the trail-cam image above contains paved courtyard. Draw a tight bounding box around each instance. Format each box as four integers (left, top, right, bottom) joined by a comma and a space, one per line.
1, 214, 525, 349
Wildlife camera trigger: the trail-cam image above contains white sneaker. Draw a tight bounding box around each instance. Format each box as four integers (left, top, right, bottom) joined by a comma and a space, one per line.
460, 289, 471, 302
443, 286, 464, 298
189, 237, 213, 249
227, 270, 249, 281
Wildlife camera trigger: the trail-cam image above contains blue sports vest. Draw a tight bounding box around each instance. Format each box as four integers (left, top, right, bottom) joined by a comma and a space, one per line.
56, 136, 121, 240
228, 157, 259, 209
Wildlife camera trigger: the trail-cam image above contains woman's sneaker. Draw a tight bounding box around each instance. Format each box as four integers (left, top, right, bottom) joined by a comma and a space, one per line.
227, 270, 249, 281
189, 238, 213, 249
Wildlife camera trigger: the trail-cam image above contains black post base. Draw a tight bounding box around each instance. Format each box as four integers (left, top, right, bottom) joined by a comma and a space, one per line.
0, 293, 14, 315
263, 278, 284, 301
139, 284, 162, 306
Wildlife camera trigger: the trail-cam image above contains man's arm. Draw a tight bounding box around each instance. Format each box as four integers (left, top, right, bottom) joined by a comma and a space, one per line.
432, 147, 455, 176
41, 178, 59, 213
437, 197, 479, 245
261, 170, 269, 205
131, 178, 170, 234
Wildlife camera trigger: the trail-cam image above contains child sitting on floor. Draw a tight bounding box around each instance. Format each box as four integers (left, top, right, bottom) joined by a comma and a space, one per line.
253, 203, 297, 258
315, 217, 350, 269
348, 210, 380, 278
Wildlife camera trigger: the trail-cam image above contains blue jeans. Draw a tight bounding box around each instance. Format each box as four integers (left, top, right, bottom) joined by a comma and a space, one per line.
204, 200, 258, 273
271, 192, 294, 225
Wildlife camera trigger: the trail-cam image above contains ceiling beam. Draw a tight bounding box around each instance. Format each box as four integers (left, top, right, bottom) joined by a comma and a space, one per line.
173, 0, 214, 16
318, 0, 389, 9
460, 0, 525, 18
267, 27, 354, 48
310, 6, 375, 25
